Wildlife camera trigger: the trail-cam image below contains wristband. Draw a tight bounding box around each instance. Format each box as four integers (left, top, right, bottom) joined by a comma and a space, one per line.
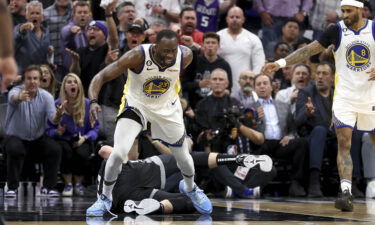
89, 99, 98, 105
275, 58, 287, 68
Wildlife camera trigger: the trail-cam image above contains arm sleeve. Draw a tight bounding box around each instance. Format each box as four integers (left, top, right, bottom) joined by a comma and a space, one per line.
318, 24, 340, 48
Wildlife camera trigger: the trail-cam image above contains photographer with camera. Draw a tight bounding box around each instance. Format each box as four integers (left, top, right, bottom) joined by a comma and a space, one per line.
195, 68, 276, 198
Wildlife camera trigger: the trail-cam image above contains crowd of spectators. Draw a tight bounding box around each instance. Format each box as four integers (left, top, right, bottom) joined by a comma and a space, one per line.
1, 0, 375, 200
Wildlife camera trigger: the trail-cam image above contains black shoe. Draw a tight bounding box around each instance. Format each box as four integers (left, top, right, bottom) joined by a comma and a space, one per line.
289, 180, 306, 197
335, 190, 354, 212
308, 184, 323, 198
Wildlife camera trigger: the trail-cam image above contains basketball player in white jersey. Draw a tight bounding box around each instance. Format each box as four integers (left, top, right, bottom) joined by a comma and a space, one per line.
0, 0, 17, 92
263, 0, 375, 212
86, 30, 212, 217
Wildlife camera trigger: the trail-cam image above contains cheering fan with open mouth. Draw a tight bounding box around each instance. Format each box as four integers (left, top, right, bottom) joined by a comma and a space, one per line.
46, 73, 100, 197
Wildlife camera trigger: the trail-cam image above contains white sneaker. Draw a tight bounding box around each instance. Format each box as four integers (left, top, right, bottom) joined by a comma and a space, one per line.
124, 199, 160, 215
366, 181, 375, 199
237, 154, 273, 172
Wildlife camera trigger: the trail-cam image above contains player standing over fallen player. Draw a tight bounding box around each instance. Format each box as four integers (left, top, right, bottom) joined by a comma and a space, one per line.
86, 29, 212, 216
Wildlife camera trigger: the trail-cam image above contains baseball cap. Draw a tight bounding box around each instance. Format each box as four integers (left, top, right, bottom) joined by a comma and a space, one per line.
127, 21, 146, 33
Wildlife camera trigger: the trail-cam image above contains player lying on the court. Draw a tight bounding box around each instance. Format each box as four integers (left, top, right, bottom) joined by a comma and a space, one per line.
96, 144, 273, 215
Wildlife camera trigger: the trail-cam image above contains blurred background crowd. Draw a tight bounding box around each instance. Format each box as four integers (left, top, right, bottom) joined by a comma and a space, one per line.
1, 0, 375, 200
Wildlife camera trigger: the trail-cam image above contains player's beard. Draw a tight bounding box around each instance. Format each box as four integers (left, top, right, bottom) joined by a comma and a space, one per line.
344, 13, 359, 28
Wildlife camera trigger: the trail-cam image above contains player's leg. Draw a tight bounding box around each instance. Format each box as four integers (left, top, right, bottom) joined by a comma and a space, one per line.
86, 110, 143, 217
168, 138, 212, 214
332, 105, 357, 212
334, 126, 354, 212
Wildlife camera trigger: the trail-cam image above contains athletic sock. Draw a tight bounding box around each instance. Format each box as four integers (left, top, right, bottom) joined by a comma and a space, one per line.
103, 179, 116, 199
340, 179, 352, 194
216, 154, 238, 166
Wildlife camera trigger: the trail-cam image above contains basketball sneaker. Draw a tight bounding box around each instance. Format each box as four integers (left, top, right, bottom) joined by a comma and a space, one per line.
335, 189, 354, 212
179, 180, 212, 214
124, 199, 160, 215
86, 194, 114, 217
236, 154, 273, 172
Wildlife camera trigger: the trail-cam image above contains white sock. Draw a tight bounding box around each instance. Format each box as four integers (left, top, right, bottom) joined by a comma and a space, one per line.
170, 139, 195, 192
340, 179, 352, 194
103, 181, 116, 200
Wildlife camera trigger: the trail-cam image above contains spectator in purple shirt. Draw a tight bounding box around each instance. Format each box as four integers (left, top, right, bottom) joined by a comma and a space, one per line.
46, 73, 99, 197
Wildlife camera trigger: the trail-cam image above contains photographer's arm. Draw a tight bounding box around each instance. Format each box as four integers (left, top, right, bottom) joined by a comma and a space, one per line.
239, 125, 265, 145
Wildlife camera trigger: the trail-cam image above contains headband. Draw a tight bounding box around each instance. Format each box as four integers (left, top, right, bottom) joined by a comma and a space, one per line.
341, 0, 364, 8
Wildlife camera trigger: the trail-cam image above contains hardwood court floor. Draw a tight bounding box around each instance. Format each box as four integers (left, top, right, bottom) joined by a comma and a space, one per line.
2, 195, 375, 224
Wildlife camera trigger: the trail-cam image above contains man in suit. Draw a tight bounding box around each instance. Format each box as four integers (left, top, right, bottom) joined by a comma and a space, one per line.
252, 74, 309, 196
294, 62, 336, 197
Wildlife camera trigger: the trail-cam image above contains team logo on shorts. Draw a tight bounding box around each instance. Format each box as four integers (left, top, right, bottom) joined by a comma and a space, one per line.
345, 41, 371, 72
143, 77, 170, 98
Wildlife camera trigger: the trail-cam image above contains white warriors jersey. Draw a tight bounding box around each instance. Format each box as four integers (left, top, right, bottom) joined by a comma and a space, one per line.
334, 20, 375, 114
119, 44, 183, 114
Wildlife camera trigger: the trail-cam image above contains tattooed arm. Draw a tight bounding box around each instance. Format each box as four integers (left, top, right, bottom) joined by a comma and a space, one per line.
262, 41, 326, 74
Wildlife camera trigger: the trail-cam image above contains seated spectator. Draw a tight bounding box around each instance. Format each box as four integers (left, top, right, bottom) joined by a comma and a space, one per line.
40, 64, 59, 98
195, 69, 276, 196
14, 1, 50, 75
182, 32, 232, 108
267, 42, 290, 62
46, 73, 99, 196
294, 62, 335, 197
4, 65, 62, 197
264, 18, 301, 59
251, 74, 309, 196
231, 70, 258, 108
276, 63, 311, 114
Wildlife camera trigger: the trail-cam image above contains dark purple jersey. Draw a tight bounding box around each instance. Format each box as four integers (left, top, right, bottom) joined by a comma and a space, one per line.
195, 0, 220, 32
